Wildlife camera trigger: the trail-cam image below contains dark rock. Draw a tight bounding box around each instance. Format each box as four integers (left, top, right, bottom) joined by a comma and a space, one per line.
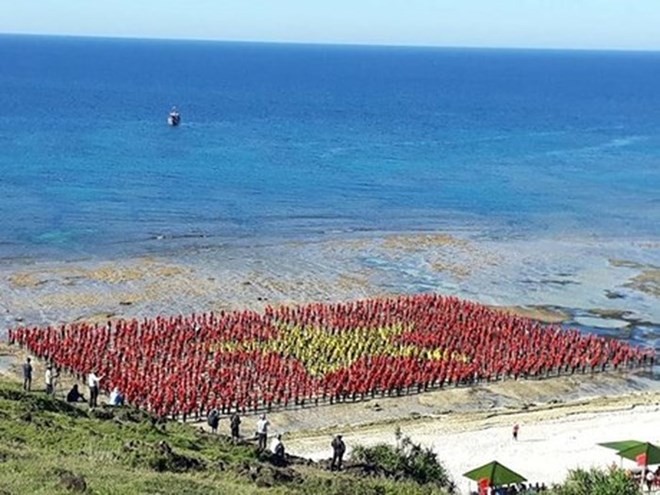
90, 408, 114, 421
114, 407, 151, 423
0, 388, 24, 401
605, 290, 626, 300
253, 464, 302, 487
57, 469, 87, 493
233, 461, 252, 477
255, 470, 274, 488
272, 466, 302, 484
286, 453, 315, 466
157, 441, 172, 455
122, 439, 204, 473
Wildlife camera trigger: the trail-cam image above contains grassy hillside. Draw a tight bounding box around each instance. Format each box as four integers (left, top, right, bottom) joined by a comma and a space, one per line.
0, 379, 449, 495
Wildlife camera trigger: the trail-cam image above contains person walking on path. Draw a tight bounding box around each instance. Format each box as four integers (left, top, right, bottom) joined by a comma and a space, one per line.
256, 414, 270, 451
230, 411, 241, 443
22, 357, 32, 391
331, 434, 346, 471
512, 424, 520, 441
87, 371, 102, 408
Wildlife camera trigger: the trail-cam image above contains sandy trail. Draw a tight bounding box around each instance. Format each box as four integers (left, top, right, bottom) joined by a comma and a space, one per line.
285, 395, 660, 494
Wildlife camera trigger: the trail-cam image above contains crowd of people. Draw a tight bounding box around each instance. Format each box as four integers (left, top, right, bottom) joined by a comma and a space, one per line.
8, 295, 654, 419
473, 482, 549, 495
20, 356, 125, 410
636, 466, 660, 492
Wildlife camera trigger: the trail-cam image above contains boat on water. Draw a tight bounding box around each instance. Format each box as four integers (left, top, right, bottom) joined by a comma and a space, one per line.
168, 107, 181, 127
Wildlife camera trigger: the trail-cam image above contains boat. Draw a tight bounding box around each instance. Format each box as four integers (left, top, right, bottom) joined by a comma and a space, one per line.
168, 107, 181, 127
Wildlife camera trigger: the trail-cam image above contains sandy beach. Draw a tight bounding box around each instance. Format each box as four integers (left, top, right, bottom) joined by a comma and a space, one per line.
287, 401, 660, 493
279, 375, 660, 493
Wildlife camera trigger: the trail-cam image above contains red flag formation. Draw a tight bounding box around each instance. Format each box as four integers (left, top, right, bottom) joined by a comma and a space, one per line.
9, 294, 653, 418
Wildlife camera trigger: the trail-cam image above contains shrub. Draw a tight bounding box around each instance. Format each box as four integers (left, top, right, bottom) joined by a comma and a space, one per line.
550, 466, 639, 495
351, 428, 454, 492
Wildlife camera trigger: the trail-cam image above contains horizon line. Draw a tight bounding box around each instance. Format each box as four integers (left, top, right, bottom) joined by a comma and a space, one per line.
2, 31, 660, 54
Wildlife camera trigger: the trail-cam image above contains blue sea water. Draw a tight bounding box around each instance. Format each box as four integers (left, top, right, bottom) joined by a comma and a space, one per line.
1, 35, 659, 261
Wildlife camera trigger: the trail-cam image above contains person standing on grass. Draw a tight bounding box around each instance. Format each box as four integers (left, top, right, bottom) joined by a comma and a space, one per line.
207, 408, 220, 434
45, 363, 58, 395
330, 434, 346, 471
230, 410, 241, 443
22, 357, 33, 391
87, 371, 102, 408
256, 414, 270, 451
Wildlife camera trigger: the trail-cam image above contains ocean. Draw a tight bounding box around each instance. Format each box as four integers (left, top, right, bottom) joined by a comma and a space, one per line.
0, 35, 658, 360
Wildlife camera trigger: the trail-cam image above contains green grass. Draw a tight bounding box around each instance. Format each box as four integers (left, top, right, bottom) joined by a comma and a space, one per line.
0, 379, 449, 494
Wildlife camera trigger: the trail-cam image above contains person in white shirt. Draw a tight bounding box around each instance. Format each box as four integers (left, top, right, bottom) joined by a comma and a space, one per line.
256, 414, 270, 451
270, 434, 285, 465
45, 364, 58, 395
87, 371, 102, 408
109, 387, 124, 406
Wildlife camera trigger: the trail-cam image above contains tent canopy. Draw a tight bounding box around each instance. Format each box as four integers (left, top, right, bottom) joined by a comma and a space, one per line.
598, 440, 644, 453
617, 442, 660, 466
463, 460, 527, 487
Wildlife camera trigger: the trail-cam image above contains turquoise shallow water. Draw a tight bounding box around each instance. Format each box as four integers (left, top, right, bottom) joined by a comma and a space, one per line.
1, 35, 659, 260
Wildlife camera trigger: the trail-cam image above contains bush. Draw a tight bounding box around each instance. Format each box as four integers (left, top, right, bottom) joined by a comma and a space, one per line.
351, 428, 454, 492
550, 466, 640, 495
